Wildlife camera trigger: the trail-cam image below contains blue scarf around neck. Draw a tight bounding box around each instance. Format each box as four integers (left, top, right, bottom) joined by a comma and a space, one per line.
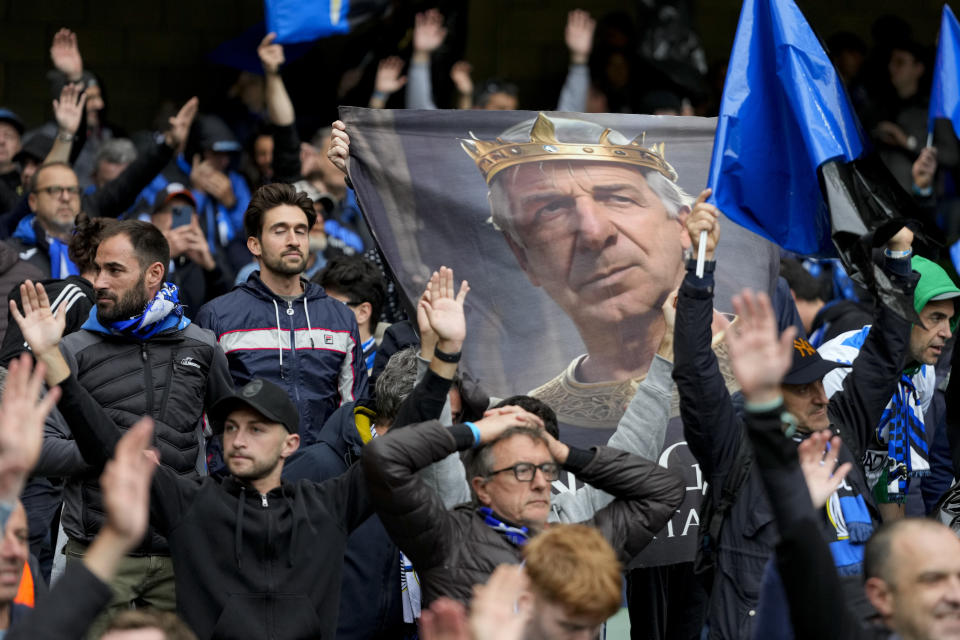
83, 282, 190, 340
478, 507, 530, 547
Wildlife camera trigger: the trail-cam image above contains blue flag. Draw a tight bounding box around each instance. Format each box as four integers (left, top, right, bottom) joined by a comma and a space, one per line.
707, 0, 866, 256
264, 0, 350, 44
930, 5, 960, 139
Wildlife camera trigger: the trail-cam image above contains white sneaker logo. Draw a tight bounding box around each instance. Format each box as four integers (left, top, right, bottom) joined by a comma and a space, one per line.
180, 357, 200, 369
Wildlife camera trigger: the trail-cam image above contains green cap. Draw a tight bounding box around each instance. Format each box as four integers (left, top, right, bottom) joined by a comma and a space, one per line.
911, 256, 960, 331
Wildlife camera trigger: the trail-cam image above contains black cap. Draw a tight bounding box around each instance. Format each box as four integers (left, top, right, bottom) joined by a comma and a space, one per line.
210, 379, 299, 435
194, 115, 241, 153
0, 108, 24, 136
782, 336, 850, 385
13, 133, 54, 165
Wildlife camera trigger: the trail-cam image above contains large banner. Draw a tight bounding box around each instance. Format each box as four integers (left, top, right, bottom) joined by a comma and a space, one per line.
343, 107, 779, 566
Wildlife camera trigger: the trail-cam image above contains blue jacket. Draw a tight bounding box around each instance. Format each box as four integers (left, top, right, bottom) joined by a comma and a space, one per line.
195, 271, 368, 445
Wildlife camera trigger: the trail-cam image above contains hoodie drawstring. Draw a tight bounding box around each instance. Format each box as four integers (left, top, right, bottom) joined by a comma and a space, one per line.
272, 299, 284, 378
303, 299, 315, 348
235, 487, 246, 569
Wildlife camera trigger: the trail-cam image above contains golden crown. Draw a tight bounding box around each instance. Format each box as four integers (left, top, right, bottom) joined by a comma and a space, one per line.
459, 112, 678, 185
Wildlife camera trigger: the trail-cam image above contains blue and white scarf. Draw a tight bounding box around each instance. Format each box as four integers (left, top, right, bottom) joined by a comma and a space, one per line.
104, 283, 188, 340
477, 507, 530, 546
818, 326, 933, 502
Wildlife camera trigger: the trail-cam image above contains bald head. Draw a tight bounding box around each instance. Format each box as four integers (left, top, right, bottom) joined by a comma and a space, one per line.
863, 519, 960, 640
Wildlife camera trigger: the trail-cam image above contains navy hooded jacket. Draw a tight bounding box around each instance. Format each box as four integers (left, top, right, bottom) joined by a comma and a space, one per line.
195, 271, 368, 445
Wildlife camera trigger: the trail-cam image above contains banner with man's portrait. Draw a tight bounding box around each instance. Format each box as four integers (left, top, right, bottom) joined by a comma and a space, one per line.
342, 107, 779, 567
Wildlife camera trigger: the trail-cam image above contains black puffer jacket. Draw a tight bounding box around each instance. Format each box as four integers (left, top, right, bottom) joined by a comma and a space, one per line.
55, 311, 233, 554
363, 420, 685, 605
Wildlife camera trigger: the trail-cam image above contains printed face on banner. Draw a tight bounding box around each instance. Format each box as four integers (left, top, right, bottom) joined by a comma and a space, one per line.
344, 108, 778, 567
492, 161, 691, 332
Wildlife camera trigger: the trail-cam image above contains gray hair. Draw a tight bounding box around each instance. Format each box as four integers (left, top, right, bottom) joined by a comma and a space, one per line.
488, 164, 693, 244
374, 346, 419, 425
95, 138, 137, 167
464, 426, 550, 500
485, 115, 693, 244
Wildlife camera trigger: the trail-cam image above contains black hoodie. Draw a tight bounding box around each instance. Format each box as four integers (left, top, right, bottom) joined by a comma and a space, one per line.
56, 373, 373, 640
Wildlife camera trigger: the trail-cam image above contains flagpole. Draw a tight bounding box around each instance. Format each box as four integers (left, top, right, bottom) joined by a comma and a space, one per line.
696, 230, 708, 278
926, 131, 934, 148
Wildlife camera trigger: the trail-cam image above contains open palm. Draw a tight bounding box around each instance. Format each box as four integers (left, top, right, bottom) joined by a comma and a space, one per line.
9, 281, 66, 358
725, 289, 795, 399
419, 267, 469, 345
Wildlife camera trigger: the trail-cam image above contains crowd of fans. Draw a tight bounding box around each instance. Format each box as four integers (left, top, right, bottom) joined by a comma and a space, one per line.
0, 6, 954, 640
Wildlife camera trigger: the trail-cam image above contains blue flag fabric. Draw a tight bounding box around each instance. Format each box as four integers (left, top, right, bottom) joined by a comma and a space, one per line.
930, 5, 960, 139
264, 0, 350, 44
707, 0, 866, 256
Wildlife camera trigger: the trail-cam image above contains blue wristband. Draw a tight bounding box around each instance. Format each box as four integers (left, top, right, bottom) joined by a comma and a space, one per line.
464, 422, 481, 447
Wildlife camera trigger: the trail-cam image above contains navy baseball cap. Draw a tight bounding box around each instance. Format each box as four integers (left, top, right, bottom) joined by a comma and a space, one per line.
0, 109, 24, 136
782, 337, 850, 385
209, 379, 299, 435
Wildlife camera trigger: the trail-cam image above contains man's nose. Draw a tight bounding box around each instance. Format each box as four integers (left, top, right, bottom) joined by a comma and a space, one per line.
530, 467, 549, 490
573, 197, 615, 250
813, 381, 829, 405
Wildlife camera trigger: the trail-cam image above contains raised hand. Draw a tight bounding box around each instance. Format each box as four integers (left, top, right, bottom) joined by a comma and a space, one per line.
565, 9, 595, 65
419, 597, 470, 640
686, 188, 720, 261
469, 565, 532, 640
418, 266, 469, 351
912, 146, 938, 191
165, 96, 199, 150
450, 61, 474, 96
413, 9, 447, 55
375, 57, 407, 95
100, 417, 157, 546
417, 279, 439, 360
258, 32, 285, 74
53, 82, 87, 137
725, 289, 796, 403
191, 155, 236, 207
0, 354, 61, 502
797, 431, 852, 509
50, 28, 84, 81
327, 120, 350, 175
886, 225, 914, 253
658, 288, 678, 360
9, 281, 67, 359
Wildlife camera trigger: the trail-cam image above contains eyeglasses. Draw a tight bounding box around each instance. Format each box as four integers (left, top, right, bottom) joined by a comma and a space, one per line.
35, 185, 80, 197
488, 462, 559, 482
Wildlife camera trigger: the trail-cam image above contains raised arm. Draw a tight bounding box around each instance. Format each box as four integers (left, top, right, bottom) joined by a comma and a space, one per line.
10, 281, 120, 467
362, 409, 542, 572
85, 97, 197, 218
556, 9, 594, 112
43, 82, 87, 166
259, 33, 294, 127
8, 419, 158, 640
824, 227, 918, 459
727, 290, 864, 639
406, 9, 446, 110
673, 189, 744, 481
369, 57, 407, 109
0, 354, 60, 531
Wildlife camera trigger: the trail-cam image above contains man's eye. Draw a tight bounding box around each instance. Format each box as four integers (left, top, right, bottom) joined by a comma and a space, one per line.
535, 199, 573, 220
599, 193, 634, 205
